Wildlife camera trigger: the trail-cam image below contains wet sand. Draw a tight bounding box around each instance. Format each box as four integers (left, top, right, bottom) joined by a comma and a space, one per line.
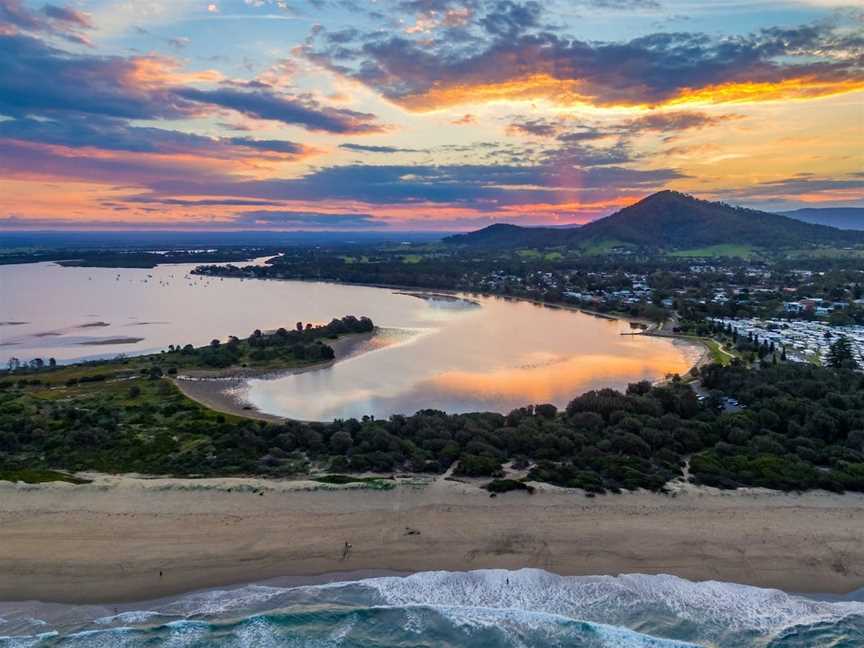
0, 475, 862, 604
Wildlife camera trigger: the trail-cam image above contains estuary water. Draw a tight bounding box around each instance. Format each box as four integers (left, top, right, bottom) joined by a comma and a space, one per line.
0, 261, 700, 420
1, 570, 862, 647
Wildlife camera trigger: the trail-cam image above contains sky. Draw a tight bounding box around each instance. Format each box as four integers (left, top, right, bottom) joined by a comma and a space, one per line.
0, 0, 862, 231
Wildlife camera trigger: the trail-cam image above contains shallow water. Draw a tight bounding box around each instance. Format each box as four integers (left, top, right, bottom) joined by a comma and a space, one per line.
1, 570, 861, 647
0, 262, 700, 420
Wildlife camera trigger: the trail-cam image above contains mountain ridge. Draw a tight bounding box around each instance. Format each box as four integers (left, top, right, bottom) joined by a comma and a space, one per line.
444, 191, 862, 251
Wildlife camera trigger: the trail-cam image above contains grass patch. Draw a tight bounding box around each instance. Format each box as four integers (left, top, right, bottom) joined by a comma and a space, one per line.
702, 338, 734, 366
515, 249, 565, 262
669, 244, 755, 259
516, 249, 541, 258
400, 254, 423, 264
0, 469, 91, 484
579, 239, 634, 256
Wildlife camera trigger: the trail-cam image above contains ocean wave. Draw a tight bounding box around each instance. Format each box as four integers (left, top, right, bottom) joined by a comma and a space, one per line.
355, 569, 864, 646
1, 571, 862, 647
3, 607, 698, 648
92, 611, 167, 626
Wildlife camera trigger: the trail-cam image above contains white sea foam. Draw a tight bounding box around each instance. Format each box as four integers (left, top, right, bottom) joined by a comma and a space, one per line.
158, 584, 286, 617
3, 571, 862, 647
92, 611, 166, 626
417, 604, 698, 648
0, 631, 58, 647
355, 569, 864, 643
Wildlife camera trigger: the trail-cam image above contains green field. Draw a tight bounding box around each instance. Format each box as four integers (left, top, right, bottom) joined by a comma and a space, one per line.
579, 239, 634, 256
669, 244, 755, 259
786, 246, 864, 260
701, 338, 736, 366
516, 249, 564, 261
339, 255, 370, 264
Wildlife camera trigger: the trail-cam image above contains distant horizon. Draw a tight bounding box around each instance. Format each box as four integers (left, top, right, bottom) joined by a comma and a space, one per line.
2, 193, 863, 234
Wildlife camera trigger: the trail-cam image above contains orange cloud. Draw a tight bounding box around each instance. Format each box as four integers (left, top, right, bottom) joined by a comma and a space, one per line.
124, 56, 222, 89
669, 77, 864, 106
500, 196, 641, 221
392, 73, 864, 111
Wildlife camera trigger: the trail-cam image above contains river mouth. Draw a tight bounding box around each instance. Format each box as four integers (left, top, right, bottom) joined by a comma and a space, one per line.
1, 262, 702, 420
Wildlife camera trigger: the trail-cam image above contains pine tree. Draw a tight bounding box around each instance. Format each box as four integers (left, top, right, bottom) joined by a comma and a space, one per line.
826, 336, 859, 370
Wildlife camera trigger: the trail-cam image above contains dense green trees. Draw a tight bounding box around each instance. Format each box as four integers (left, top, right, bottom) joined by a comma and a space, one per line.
826, 336, 860, 370
2, 360, 861, 494
163, 315, 372, 369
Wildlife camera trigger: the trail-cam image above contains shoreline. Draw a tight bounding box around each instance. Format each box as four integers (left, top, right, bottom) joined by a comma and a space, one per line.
1, 474, 862, 604
172, 330, 380, 422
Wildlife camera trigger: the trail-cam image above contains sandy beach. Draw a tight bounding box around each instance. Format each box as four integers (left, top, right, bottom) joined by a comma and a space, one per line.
1, 475, 862, 604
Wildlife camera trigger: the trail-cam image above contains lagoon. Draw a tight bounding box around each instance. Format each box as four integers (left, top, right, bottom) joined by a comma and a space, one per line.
0, 261, 701, 420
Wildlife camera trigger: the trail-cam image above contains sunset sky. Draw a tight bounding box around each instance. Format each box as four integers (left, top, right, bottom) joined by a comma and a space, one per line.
0, 0, 862, 231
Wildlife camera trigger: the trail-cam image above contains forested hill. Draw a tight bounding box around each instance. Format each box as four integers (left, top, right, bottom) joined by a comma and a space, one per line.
443, 223, 570, 248
444, 191, 863, 251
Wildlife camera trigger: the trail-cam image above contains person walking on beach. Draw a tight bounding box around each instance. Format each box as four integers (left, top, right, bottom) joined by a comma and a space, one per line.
342, 541, 353, 560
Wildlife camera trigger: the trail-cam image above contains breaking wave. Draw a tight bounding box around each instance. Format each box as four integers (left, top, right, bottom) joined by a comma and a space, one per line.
1, 570, 861, 647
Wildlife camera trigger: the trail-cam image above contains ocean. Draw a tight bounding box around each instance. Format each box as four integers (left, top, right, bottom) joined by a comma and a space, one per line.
1, 570, 862, 647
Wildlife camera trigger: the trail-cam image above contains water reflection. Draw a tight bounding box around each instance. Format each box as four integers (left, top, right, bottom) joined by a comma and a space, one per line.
244, 297, 702, 420
0, 262, 701, 420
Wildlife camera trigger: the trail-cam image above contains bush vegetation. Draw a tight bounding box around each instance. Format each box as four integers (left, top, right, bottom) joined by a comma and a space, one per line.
162, 315, 373, 369
1, 346, 861, 494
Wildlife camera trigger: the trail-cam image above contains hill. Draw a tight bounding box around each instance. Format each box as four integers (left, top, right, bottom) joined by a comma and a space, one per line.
780, 207, 864, 231
444, 191, 863, 252
442, 223, 559, 248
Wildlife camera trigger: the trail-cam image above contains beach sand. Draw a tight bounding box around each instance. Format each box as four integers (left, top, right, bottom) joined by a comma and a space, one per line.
1, 475, 862, 604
